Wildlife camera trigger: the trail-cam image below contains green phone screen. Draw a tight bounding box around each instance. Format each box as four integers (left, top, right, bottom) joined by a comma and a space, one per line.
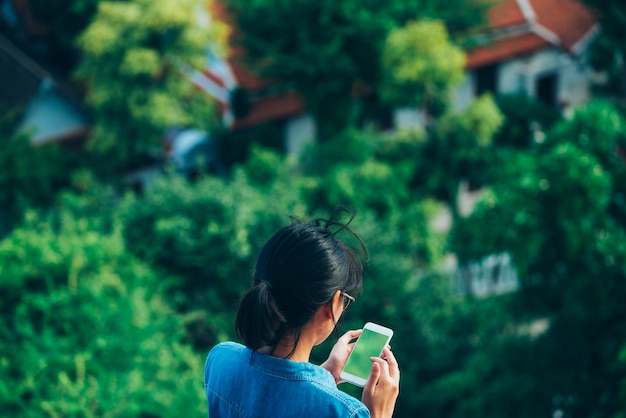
343, 328, 389, 379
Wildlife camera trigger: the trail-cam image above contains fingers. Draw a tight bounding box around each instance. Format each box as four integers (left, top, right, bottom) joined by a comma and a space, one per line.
380, 345, 391, 358
361, 349, 400, 417
363, 362, 381, 397
369, 353, 400, 398
381, 347, 399, 379
368, 349, 400, 389
339, 329, 362, 344
336, 329, 362, 349
369, 356, 390, 381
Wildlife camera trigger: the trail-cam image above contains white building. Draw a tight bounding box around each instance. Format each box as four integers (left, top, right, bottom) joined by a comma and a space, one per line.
460, 0, 597, 108
397, 0, 598, 129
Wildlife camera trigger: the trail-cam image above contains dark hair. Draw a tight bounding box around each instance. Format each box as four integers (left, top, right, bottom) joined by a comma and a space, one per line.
235, 209, 366, 357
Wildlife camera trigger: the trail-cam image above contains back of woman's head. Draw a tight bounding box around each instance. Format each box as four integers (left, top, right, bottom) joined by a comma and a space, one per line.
235, 210, 366, 354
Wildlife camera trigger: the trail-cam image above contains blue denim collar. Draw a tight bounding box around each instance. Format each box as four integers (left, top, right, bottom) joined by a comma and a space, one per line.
241, 344, 336, 386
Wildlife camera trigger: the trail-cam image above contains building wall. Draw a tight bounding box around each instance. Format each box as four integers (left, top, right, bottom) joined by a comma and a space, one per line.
497, 57, 528, 95
555, 51, 592, 107
488, 48, 591, 105
284, 113, 315, 156
515, 48, 590, 106
392, 107, 426, 130
292, 47, 593, 146
470, 47, 591, 108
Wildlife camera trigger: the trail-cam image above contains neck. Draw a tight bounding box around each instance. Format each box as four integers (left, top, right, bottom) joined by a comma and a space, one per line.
270, 332, 314, 362
264, 301, 339, 362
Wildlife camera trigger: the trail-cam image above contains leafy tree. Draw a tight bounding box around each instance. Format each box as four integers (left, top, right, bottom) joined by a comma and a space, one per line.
493, 93, 562, 148
581, 0, 626, 99
222, 0, 492, 139
379, 22, 505, 217
613, 343, 626, 415
408, 94, 504, 215
0, 107, 83, 232
27, 0, 101, 72
75, 0, 224, 173
449, 101, 626, 417
346, 0, 496, 37
119, 169, 309, 347
222, 0, 395, 139
381, 20, 466, 118
0, 210, 205, 417
301, 129, 409, 216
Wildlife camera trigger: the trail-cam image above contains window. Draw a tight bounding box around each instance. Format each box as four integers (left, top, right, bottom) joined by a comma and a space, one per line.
474, 63, 499, 96
536, 73, 559, 108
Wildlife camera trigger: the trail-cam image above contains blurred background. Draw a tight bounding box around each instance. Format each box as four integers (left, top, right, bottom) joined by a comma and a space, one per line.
1, 0, 625, 416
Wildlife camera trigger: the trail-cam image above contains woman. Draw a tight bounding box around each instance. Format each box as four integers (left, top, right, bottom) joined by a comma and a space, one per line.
204, 213, 400, 417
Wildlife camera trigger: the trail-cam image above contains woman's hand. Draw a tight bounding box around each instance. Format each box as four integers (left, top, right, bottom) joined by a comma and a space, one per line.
361, 347, 400, 418
321, 329, 362, 385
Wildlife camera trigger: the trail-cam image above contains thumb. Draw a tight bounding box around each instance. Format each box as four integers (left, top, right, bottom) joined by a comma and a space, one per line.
363, 360, 380, 396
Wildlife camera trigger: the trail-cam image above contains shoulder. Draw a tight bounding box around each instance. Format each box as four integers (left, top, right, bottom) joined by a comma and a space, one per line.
204, 342, 248, 386
205, 342, 245, 370
208, 341, 244, 356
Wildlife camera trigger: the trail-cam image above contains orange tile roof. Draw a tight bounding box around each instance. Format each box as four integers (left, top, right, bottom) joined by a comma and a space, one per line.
228, 58, 272, 91
466, 32, 551, 69
529, 0, 596, 50
487, 0, 527, 29
231, 91, 305, 130
468, 0, 597, 68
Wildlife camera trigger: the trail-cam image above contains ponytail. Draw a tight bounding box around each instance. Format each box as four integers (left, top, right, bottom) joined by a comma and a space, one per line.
235, 281, 287, 350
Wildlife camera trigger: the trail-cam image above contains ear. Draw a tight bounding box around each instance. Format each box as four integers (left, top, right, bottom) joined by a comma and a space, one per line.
328, 290, 343, 318
321, 290, 343, 320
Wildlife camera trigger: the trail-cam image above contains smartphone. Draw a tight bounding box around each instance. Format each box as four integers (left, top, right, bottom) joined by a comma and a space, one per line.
340, 322, 394, 387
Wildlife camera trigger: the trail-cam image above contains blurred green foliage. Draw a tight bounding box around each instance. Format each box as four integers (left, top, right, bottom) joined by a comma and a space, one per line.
450, 101, 626, 417
404, 94, 504, 214
28, 0, 101, 72
0, 211, 205, 417
118, 170, 307, 349
74, 0, 223, 173
381, 20, 466, 113
0, 107, 83, 231
581, 0, 626, 99
494, 93, 562, 148
222, 0, 492, 138
224, 0, 391, 138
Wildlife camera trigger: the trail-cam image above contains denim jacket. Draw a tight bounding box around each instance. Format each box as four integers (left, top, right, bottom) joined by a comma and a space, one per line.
204, 342, 370, 418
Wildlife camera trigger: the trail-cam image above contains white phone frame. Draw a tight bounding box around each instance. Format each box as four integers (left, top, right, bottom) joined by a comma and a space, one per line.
340, 322, 394, 387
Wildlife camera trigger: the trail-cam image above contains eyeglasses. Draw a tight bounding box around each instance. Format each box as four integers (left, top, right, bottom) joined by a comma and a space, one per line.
341, 291, 355, 311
